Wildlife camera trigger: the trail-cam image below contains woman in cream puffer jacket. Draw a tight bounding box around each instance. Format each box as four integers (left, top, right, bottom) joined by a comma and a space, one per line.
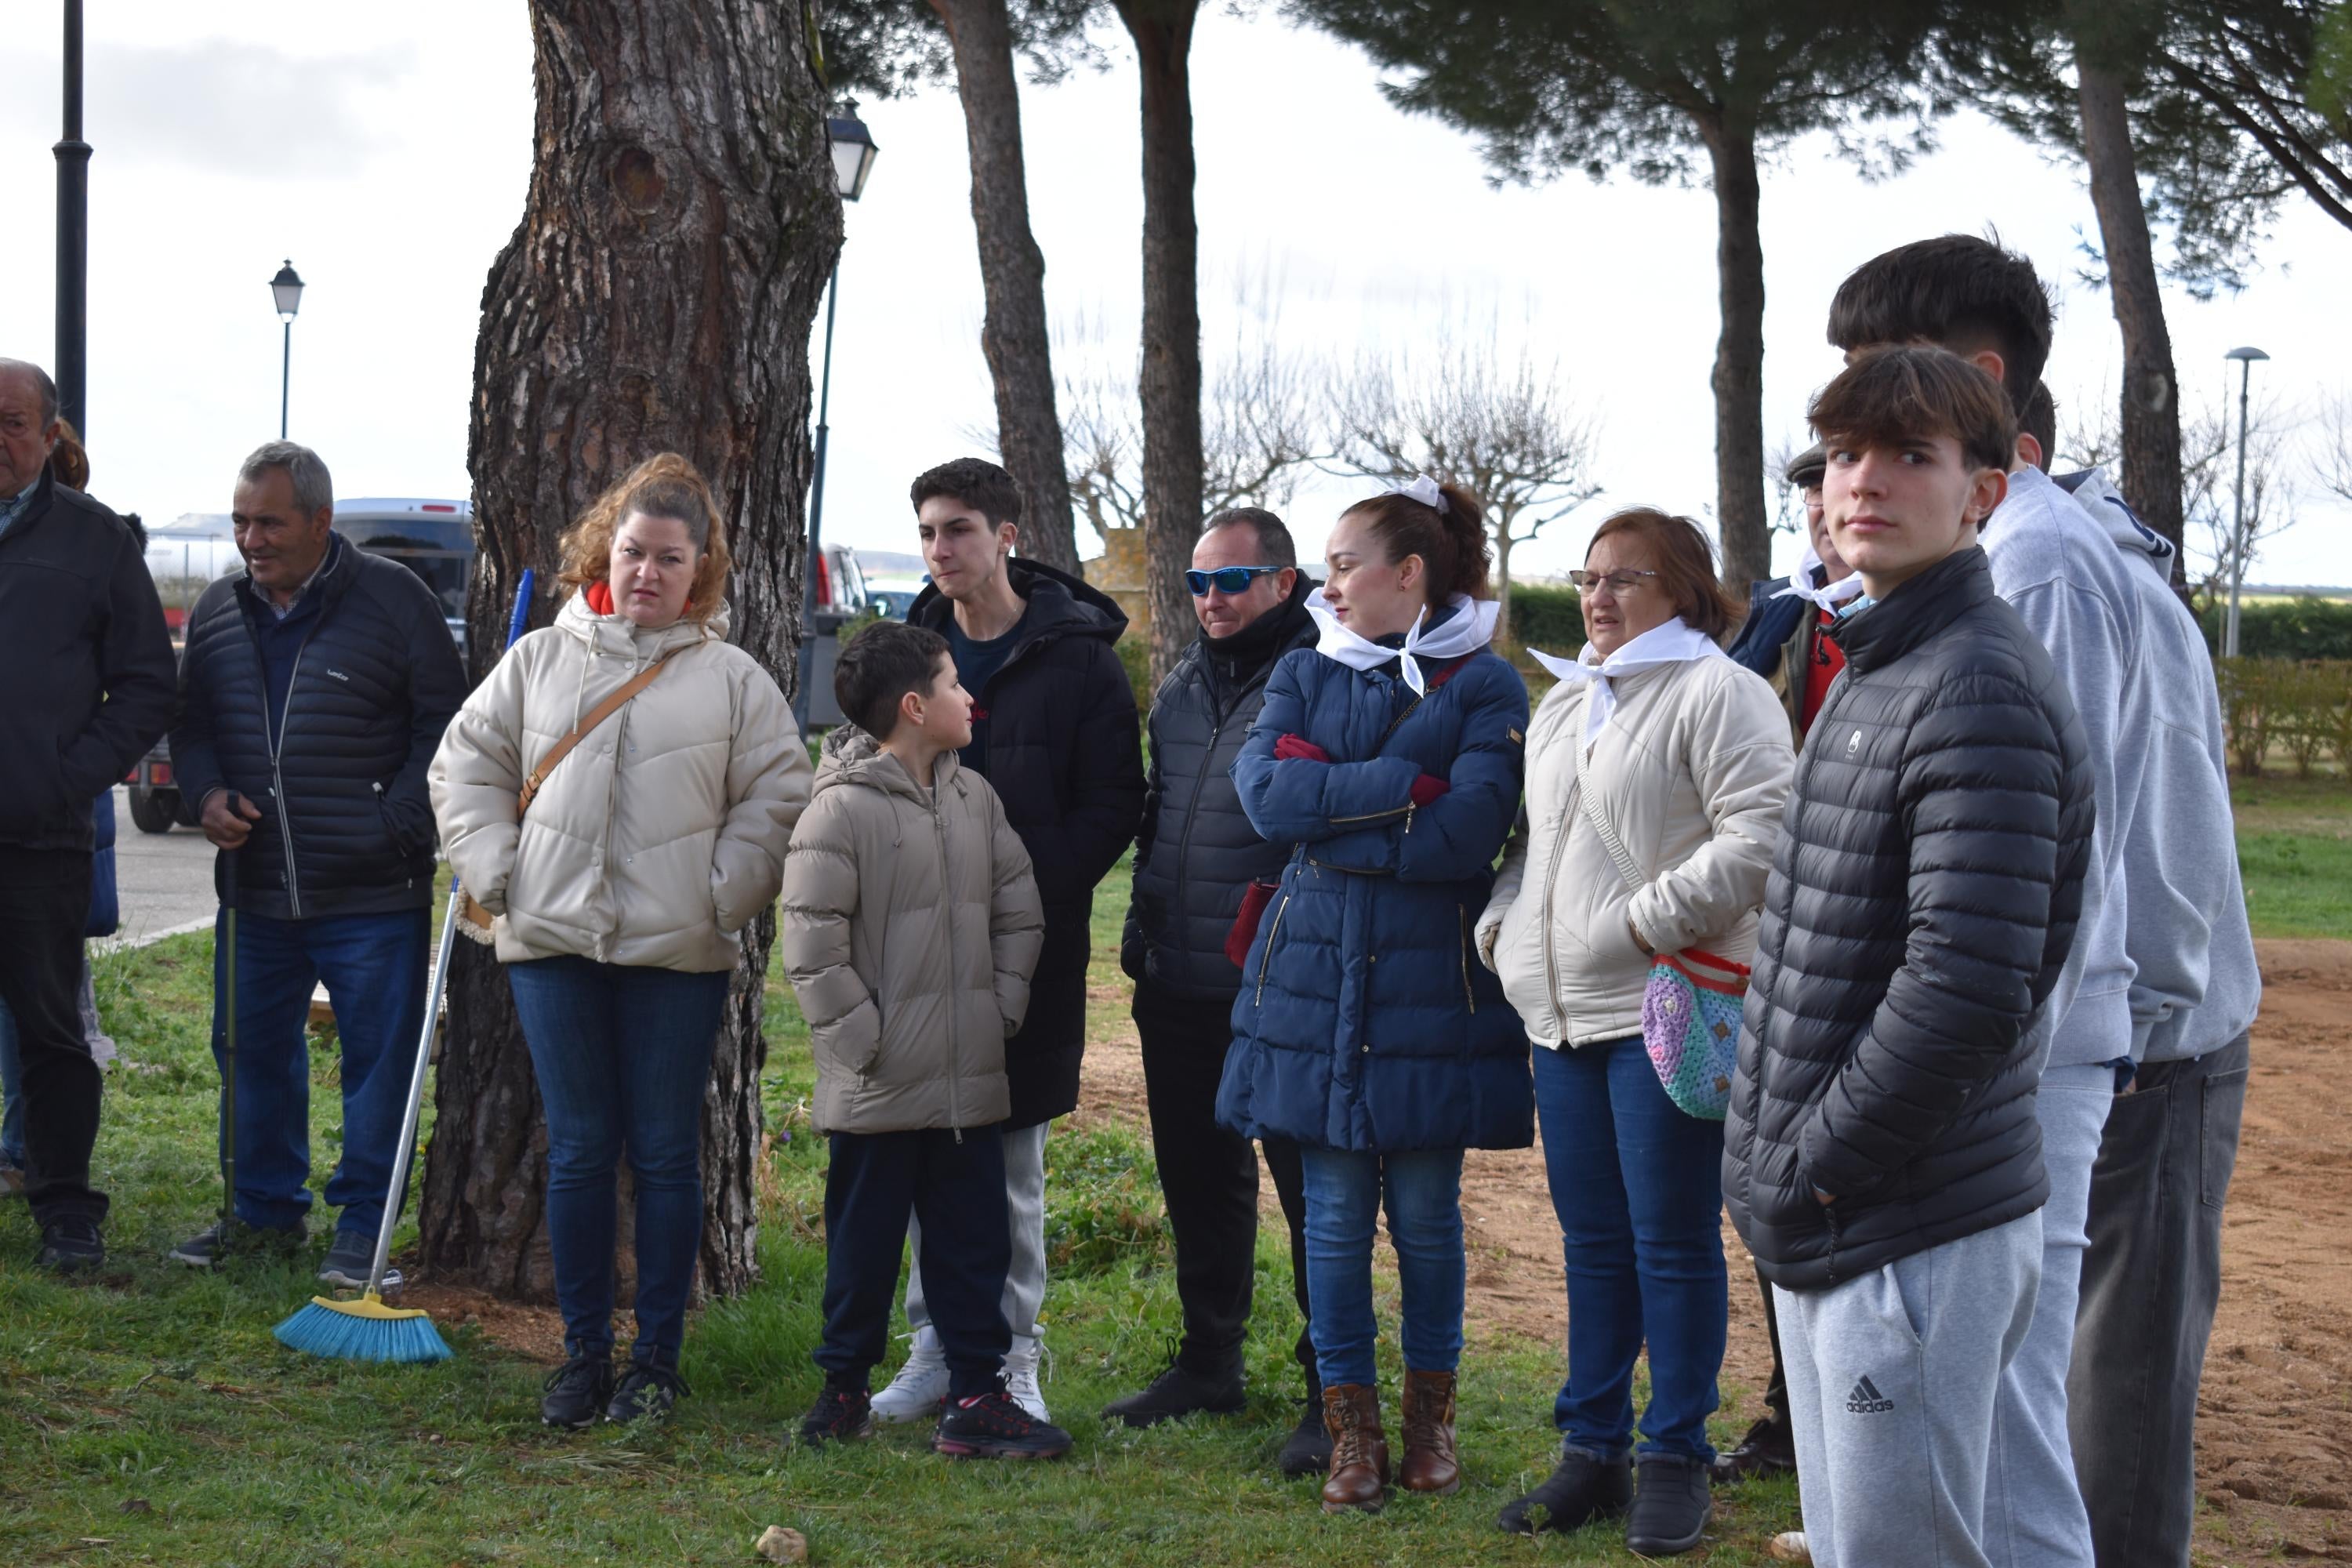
428, 454, 809, 1429
1478, 510, 1791, 1551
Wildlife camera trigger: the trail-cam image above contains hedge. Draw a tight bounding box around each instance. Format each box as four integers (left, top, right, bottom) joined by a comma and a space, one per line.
1505, 581, 1583, 654
2198, 597, 2352, 661
2215, 659, 2352, 776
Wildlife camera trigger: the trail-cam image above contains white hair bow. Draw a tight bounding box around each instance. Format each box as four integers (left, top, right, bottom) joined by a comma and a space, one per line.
1384, 474, 1449, 515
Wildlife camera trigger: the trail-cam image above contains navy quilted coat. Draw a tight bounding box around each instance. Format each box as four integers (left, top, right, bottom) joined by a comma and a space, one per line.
1216, 641, 1534, 1154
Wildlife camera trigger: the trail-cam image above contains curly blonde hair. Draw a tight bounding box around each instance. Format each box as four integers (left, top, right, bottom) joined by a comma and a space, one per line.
556, 452, 732, 623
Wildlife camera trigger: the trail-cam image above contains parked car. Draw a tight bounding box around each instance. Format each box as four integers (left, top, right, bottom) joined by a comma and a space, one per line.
125, 498, 477, 833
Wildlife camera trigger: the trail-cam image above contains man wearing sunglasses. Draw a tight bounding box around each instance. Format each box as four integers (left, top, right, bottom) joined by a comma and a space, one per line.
1103, 508, 1326, 1473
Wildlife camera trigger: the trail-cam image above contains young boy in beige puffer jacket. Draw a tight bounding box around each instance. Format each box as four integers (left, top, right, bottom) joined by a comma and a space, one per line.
779, 620, 1069, 1460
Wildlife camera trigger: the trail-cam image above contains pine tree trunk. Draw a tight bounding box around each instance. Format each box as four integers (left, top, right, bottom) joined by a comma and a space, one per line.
1116, 0, 1204, 682
2075, 45, 2187, 577
931, 0, 1081, 575
419, 0, 839, 1304
1703, 125, 1772, 593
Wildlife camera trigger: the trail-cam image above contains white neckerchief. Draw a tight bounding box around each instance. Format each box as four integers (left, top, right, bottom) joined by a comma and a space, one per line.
1771, 539, 1866, 614
1530, 618, 1730, 750
1307, 589, 1499, 696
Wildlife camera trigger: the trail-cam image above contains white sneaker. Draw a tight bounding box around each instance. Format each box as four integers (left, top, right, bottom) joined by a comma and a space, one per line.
869, 1327, 949, 1423
1768, 1531, 1813, 1563
1003, 1333, 1051, 1421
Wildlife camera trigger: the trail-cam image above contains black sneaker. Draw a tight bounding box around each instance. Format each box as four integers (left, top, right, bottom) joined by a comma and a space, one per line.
1624, 1453, 1712, 1556
1713, 1414, 1796, 1483
798, 1385, 875, 1448
1277, 1396, 1333, 1478
36, 1216, 106, 1273
168, 1218, 304, 1269
934, 1385, 1074, 1460
1497, 1444, 1633, 1535
1101, 1357, 1245, 1428
540, 1355, 617, 1428
319, 1229, 402, 1292
606, 1364, 689, 1424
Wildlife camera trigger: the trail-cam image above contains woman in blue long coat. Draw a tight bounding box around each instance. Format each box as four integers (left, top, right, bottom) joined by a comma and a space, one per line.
1218, 477, 1531, 1514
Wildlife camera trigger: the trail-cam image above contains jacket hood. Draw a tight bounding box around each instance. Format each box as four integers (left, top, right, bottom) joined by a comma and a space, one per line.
555, 585, 733, 656
908, 556, 1129, 650
812, 721, 962, 804
2063, 467, 2177, 579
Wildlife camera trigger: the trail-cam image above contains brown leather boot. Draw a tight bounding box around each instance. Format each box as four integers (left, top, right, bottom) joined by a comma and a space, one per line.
1319, 1383, 1390, 1514
1397, 1367, 1461, 1494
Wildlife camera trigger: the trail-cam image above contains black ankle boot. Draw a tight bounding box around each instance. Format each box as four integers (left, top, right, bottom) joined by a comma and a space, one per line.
1276, 1365, 1331, 1477
1496, 1445, 1632, 1535
1100, 1356, 1245, 1428
1625, 1452, 1712, 1555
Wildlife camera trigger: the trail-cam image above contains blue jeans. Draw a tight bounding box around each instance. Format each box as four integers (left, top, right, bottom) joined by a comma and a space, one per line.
0, 996, 22, 1170
211, 908, 430, 1236
1298, 1145, 1466, 1388
508, 956, 731, 1370
1534, 1036, 1727, 1460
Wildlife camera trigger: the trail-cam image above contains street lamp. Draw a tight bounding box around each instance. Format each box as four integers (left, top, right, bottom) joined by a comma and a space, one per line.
2223, 345, 2270, 659
271, 260, 304, 440
793, 104, 880, 731
55, 0, 91, 437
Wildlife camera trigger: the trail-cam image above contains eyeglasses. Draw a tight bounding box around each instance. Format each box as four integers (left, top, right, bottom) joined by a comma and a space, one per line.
1185, 564, 1285, 596
1568, 568, 1659, 594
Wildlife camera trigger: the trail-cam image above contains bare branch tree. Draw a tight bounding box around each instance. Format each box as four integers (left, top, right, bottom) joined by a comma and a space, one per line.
1324, 340, 1600, 646
2317, 384, 2352, 510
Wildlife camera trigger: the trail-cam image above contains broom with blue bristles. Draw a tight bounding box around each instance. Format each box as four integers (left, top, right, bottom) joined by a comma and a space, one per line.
274, 571, 537, 1364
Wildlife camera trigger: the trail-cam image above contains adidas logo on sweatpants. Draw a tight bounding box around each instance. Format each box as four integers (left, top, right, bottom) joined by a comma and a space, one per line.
1845, 1375, 1895, 1415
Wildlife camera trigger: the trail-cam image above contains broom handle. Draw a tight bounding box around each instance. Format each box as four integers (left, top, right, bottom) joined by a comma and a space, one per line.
216, 795, 243, 1231
368, 880, 463, 1297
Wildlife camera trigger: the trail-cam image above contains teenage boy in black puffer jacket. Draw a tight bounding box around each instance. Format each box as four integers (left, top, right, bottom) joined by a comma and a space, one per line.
1724, 346, 2094, 1568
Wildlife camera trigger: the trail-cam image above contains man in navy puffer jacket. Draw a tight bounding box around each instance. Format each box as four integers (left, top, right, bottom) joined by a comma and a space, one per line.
168, 442, 465, 1283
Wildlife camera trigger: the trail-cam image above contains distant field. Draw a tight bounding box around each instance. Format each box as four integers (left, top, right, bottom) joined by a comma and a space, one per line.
2234, 776, 2352, 939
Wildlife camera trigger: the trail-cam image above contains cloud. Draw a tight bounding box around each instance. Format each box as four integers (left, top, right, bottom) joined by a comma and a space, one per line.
1, 38, 417, 178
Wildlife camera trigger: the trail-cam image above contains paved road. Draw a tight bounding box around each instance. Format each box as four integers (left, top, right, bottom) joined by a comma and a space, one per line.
105, 786, 221, 948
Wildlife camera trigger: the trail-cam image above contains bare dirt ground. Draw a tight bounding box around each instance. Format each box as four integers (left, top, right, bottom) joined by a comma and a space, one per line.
1077, 941, 2352, 1565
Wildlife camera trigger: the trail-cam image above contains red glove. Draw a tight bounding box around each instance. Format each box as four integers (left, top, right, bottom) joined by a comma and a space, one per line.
1275, 733, 1331, 763
1409, 774, 1450, 808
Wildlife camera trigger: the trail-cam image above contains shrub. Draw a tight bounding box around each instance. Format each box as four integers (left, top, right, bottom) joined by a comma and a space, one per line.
2215, 658, 2352, 775
1114, 632, 1156, 717
2198, 597, 2352, 661
1505, 581, 1583, 653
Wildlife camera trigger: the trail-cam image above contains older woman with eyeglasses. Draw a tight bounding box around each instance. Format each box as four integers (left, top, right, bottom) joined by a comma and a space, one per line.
1478, 509, 1793, 1555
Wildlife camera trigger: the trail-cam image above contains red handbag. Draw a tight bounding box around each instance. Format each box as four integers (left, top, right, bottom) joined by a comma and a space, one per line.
1226, 879, 1279, 968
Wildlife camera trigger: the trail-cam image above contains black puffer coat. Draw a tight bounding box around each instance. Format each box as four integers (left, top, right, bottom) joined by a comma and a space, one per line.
1122, 578, 1317, 1000
172, 534, 468, 920
909, 558, 1145, 1127
1724, 547, 2095, 1290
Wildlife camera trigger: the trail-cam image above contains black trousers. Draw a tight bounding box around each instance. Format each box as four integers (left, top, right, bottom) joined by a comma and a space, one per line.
1133, 980, 1314, 1387
2069, 1032, 2250, 1568
818, 1125, 1011, 1401
0, 849, 102, 1225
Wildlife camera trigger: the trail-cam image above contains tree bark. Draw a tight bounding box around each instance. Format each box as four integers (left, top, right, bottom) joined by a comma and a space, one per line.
419, 0, 839, 1303
1115, 0, 1204, 682
931, 0, 1081, 575
1703, 124, 1771, 593
2075, 42, 2187, 575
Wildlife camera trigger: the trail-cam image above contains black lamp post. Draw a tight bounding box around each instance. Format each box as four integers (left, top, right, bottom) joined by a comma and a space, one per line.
2222, 344, 2270, 659
55, 0, 91, 437
793, 105, 880, 731
272, 260, 304, 440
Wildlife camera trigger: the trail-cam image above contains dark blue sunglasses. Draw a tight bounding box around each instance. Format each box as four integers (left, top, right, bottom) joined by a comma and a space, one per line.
1185, 564, 1285, 596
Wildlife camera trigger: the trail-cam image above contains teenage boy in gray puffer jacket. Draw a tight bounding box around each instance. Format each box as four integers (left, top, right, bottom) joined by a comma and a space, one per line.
1724, 346, 2095, 1568
779, 619, 1068, 1462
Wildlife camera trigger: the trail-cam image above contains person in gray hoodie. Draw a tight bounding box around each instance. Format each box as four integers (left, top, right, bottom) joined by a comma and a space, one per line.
1828, 236, 2154, 1568
2057, 466, 2259, 1568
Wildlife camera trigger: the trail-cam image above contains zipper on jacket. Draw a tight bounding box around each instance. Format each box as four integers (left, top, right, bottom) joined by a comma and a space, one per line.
250, 625, 320, 920
1253, 890, 1292, 1007
1457, 904, 1475, 1014
1539, 804, 1570, 1043
1167, 706, 1227, 970
933, 793, 963, 1136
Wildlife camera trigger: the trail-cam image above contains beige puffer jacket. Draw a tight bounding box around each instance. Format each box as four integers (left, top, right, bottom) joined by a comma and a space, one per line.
1477, 651, 1792, 1047
780, 726, 1045, 1135
428, 593, 809, 971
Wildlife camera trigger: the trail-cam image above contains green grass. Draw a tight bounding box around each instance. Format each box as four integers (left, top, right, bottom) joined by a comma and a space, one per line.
0, 862, 1804, 1566
2232, 776, 2352, 938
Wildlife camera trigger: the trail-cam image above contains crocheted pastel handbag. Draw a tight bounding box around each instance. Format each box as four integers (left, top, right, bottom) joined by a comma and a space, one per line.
1570, 729, 1748, 1120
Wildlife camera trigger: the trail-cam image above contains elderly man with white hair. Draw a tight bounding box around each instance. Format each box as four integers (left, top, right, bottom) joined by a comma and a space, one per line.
0, 357, 175, 1272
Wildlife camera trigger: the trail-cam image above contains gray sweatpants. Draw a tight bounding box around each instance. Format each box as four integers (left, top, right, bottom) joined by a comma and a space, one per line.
1985, 1063, 2111, 1566
906, 1120, 1049, 1338
1776, 1210, 2043, 1568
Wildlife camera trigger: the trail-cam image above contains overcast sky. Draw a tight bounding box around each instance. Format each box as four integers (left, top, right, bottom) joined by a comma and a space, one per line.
4, 2, 2347, 600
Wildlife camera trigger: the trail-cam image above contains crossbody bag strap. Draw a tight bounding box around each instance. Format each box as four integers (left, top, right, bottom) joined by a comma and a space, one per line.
1567, 713, 1647, 895
516, 648, 679, 815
